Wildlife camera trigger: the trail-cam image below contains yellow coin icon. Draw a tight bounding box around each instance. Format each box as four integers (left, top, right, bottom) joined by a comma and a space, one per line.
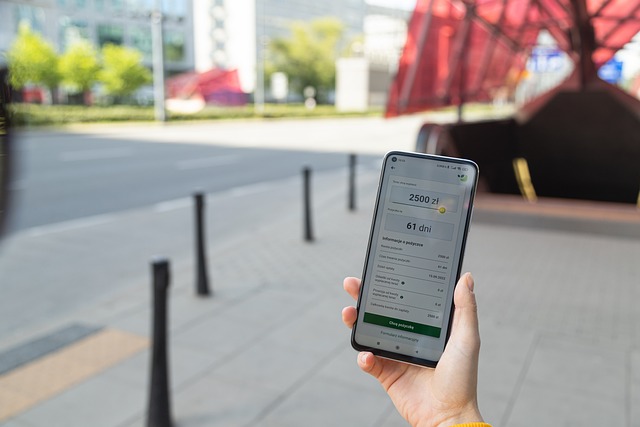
438, 206, 446, 214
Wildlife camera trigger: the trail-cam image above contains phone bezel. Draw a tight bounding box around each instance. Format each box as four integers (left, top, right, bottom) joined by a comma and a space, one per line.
351, 151, 479, 368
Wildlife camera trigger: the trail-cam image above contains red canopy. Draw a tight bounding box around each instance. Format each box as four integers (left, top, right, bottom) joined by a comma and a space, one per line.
167, 68, 247, 106
386, 0, 640, 117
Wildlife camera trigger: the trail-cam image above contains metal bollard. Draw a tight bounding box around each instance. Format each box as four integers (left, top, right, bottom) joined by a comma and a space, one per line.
193, 192, 211, 296
302, 167, 314, 242
348, 154, 356, 211
147, 258, 173, 427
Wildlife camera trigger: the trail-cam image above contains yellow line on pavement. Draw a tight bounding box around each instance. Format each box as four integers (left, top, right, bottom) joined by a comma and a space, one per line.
0, 328, 148, 422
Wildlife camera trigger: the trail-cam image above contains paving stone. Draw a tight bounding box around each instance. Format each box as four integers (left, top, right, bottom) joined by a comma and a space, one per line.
507, 382, 626, 426
257, 376, 390, 427
631, 350, 640, 427
172, 374, 279, 427
11, 376, 145, 427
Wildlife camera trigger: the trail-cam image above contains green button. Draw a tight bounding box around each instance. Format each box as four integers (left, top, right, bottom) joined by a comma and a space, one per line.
363, 312, 441, 338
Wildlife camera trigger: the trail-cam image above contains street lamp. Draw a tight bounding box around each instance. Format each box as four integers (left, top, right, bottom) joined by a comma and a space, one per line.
254, 0, 267, 114
151, 0, 166, 122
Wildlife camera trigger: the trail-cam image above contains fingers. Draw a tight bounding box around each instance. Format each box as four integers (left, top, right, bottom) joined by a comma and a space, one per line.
357, 352, 411, 393
342, 278, 361, 329
343, 277, 361, 301
342, 306, 357, 328
357, 352, 383, 377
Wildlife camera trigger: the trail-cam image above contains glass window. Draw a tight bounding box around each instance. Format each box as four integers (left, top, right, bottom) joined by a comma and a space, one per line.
173, 0, 186, 17
126, 0, 143, 13
112, 0, 124, 10
15, 5, 46, 34
141, 0, 153, 12
161, 0, 186, 17
161, 0, 172, 15
59, 17, 90, 50
76, 0, 86, 8
164, 30, 185, 62
126, 0, 153, 14
131, 27, 152, 61
95, 0, 104, 11
97, 23, 124, 46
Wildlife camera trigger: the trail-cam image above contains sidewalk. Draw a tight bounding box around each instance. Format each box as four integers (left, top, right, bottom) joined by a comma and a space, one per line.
0, 164, 405, 427
1, 130, 640, 426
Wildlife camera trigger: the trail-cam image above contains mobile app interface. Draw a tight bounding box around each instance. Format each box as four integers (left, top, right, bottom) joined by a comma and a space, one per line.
355, 153, 477, 361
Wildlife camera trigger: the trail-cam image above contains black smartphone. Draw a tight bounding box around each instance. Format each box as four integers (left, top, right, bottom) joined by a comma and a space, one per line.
351, 151, 478, 367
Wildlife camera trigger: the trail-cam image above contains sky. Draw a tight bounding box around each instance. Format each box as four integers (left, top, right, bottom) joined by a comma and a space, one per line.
365, 0, 417, 10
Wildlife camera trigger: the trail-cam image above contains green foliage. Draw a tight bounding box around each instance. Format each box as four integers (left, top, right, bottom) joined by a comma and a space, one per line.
266, 17, 345, 102
10, 103, 381, 127
59, 40, 101, 95
10, 104, 155, 126
6, 23, 60, 90
6, 25, 152, 106
99, 44, 151, 99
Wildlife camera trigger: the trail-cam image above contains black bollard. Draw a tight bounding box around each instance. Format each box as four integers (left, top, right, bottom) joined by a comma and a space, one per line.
147, 258, 173, 427
348, 153, 356, 211
193, 192, 211, 296
302, 167, 314, 242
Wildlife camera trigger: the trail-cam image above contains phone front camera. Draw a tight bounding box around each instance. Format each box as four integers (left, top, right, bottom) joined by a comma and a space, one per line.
392, 157, 397, 162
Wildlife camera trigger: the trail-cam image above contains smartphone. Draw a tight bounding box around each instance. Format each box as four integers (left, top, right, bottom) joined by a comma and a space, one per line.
351, 151, 478, 367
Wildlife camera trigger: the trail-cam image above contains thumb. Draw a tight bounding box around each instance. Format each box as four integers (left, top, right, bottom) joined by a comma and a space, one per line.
450, 273, 480, 347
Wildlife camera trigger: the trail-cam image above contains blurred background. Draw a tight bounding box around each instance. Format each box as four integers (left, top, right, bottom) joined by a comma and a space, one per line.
2, 0, 638, 120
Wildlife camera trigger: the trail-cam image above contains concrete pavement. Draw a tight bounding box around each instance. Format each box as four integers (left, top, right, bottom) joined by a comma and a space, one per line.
1, 117, 640, 426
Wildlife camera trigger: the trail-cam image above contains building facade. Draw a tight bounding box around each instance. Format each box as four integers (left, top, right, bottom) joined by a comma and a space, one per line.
193, 0, 256, 93
0, 0, 195, 77
194, 0, 368, 94
2, 0, 411, 104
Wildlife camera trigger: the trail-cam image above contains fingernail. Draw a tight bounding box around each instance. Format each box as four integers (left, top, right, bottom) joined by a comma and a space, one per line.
466, 273, 475, 292
359, 352, 371, 367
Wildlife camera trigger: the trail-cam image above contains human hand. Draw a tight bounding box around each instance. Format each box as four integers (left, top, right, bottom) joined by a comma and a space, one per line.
341, 273, 483, 427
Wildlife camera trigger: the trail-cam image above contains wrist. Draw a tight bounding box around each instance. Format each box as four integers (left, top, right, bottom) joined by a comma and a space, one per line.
429, 404, 484, 427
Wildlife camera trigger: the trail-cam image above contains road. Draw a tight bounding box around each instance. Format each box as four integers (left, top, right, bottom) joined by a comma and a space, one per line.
0, 117, 423, 344
9, 131, 377, 231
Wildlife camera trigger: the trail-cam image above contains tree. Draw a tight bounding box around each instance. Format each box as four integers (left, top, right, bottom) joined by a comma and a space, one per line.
266, 17, 345, 102
99, 44, 151, 103
59, 40, 100, 105
6, 23, 61, 102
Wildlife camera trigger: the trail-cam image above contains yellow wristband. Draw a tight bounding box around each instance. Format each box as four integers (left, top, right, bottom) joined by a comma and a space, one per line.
451, 423, 492, 427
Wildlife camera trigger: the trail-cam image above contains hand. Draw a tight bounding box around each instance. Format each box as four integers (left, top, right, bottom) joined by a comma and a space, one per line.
341, 273, 483, 427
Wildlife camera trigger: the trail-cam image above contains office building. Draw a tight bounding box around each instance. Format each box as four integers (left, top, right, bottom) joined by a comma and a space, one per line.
2, 0, 410, 104
0, 0, 195, 78
194, 0, 367, 94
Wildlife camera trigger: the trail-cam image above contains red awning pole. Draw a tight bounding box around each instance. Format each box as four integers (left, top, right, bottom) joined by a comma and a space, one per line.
399, 0, 435, 111
457, 3, 475, 122
570, 0, 597, 89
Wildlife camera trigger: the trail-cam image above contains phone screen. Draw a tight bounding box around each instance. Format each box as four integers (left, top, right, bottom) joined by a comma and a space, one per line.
352, 151, 478, 367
